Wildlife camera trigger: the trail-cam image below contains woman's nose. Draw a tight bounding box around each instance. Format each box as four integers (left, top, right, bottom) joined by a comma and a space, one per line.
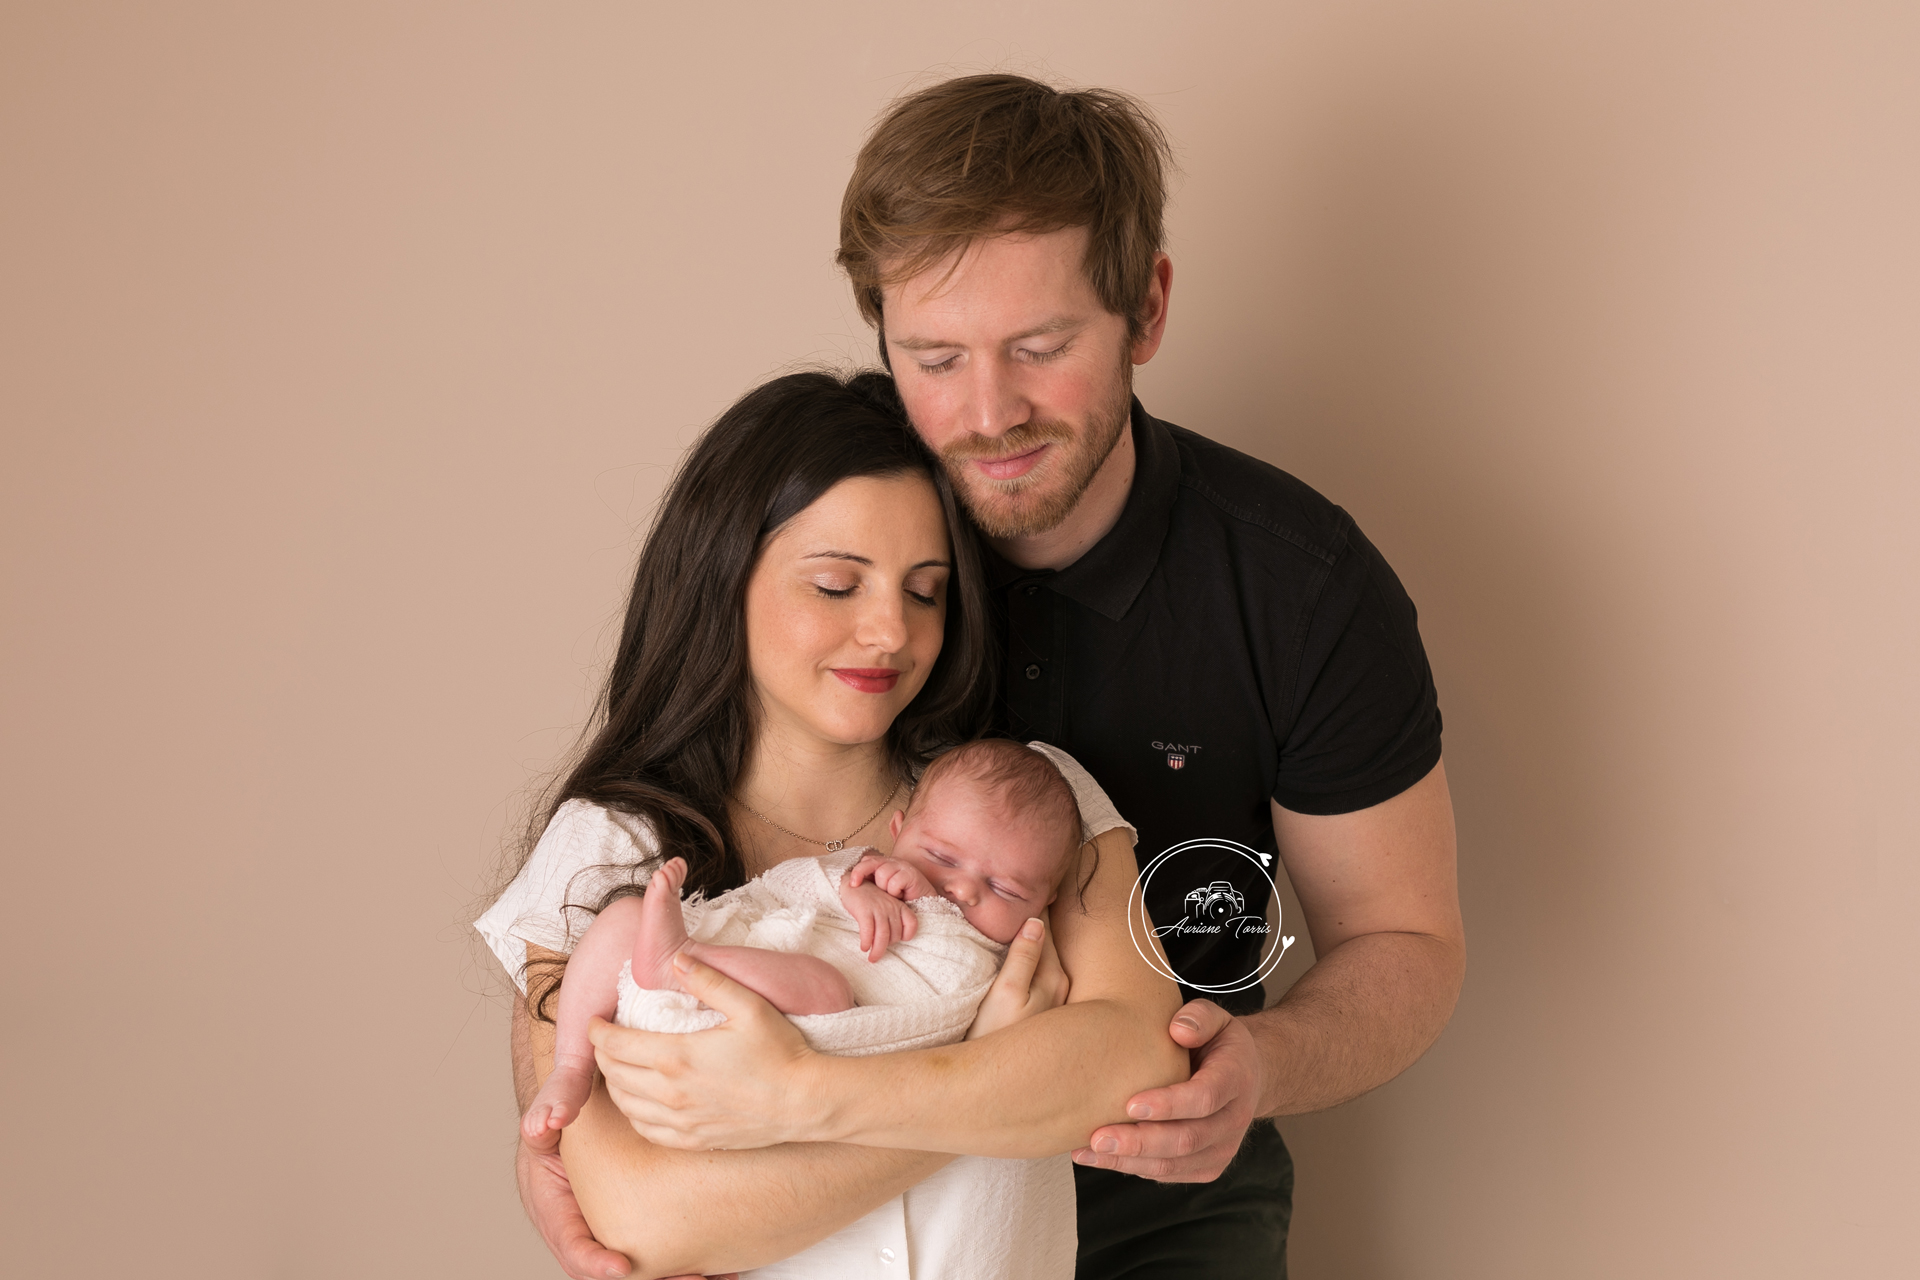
853, 591, 908, 653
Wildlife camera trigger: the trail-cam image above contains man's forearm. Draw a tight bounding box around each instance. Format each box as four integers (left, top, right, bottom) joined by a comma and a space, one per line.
1247, 928, 1465, 1117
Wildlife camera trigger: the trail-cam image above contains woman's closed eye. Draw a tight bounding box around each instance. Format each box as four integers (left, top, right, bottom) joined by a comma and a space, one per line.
903, 571, 944, 607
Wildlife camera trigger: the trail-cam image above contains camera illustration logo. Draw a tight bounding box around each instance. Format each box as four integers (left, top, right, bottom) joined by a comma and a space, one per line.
1128, 838, 1296, 994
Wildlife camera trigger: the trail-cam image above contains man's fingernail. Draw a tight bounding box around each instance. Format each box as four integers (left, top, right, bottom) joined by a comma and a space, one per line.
1071, 1148, 1095, 1165
1128, 1103, 1151, 1119
1022, 918, 1043, 940
1174, 1016, 1200, 1033
1095, 1136, 1119, 1154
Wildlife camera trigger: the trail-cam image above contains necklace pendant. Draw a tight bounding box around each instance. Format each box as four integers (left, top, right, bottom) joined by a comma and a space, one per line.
825, 839, 846, 852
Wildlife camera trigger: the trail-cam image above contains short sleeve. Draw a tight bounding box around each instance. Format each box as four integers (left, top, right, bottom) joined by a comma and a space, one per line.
474, 800, 660, 991
1026, 742, 1138, 846
1270, 520, 1443, 815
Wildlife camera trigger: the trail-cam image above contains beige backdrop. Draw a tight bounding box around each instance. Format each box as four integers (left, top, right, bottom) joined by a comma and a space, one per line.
4, 2, 1915, 1277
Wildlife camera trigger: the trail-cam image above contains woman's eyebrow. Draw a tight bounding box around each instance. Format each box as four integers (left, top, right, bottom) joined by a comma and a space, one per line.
801, 552, 952, 571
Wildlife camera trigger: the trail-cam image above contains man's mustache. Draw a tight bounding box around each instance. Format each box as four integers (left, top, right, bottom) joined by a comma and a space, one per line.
939, 420, 1076, 466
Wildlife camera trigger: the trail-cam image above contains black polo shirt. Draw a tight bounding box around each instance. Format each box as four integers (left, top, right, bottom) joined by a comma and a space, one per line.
988, 399, 1442, 1019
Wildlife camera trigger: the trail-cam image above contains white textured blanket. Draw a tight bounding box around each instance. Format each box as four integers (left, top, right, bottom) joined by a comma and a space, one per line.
614, 845, 1006, 1054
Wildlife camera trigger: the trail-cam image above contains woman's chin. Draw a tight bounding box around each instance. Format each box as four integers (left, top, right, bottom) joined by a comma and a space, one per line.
767, 703, 900, 751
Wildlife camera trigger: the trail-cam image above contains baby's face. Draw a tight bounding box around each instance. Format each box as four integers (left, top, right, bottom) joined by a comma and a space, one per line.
886, 778, 1072, 944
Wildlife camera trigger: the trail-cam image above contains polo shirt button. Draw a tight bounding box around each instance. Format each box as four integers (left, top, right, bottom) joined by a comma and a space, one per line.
880, 1246, 896, 1263
1025, 585, 1038, 595
1025, 664, 1041, 680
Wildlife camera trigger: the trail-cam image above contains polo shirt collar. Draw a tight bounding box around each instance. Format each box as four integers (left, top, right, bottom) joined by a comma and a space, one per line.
983, 398, 1178, 621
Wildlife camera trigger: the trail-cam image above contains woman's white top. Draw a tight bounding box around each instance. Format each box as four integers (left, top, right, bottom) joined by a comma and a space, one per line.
475, 743, 1134, 1280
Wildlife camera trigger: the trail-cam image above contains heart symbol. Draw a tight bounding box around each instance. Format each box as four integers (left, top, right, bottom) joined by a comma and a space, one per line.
1280, 935, 1296, 955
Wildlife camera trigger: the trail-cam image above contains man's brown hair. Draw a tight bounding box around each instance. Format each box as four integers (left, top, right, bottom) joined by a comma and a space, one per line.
838, 74, 1172, 344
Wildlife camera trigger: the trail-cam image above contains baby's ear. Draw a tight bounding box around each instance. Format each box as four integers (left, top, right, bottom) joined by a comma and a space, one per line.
888, 809, 905, 839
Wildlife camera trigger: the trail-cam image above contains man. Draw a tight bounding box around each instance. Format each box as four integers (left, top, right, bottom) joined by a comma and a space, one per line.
520, 74, 1463, 1278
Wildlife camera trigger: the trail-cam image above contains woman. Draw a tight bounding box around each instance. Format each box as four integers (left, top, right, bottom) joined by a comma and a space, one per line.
479, 370, 1186, 1279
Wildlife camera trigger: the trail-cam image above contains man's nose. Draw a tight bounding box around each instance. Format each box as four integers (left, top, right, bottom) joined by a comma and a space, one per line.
959, 353, 1029, 440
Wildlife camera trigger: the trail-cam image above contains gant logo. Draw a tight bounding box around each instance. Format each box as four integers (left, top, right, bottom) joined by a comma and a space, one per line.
1152, 740, 1199, 770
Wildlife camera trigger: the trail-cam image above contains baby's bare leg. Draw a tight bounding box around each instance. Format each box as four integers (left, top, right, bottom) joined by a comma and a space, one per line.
520, 892, 647, 1142
626, 858, 853, 1015
678, 943, 854, 1015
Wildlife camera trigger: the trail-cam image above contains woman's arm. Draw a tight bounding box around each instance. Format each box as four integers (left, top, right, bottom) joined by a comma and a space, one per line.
595, 826, 1191, 1158
516, 947, 952, 1280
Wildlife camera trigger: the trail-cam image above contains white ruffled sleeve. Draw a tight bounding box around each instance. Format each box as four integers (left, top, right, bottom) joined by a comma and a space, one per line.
474, 799, 661, 992
1025, 742, 1136, 846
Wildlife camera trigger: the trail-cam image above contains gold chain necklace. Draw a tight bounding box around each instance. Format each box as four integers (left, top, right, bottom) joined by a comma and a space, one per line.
739, 778, 904, 852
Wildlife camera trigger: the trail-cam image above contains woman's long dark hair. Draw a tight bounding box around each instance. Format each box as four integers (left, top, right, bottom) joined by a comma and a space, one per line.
516, 369, 994, 1017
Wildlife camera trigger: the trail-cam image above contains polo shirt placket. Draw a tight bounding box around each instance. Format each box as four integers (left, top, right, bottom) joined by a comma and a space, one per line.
987, 400, 1442, 1280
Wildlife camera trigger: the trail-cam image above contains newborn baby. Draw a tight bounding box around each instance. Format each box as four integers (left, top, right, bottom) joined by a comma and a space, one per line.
523, 738, 1084, 1141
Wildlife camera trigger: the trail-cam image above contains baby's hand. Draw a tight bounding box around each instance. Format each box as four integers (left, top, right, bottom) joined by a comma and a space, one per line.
839, 880, 919, 963
846, 853, 937, 902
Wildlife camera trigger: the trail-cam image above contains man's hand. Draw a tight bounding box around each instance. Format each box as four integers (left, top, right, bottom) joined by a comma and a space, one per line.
516, 1127, 635, 1280
1069, 999, 1261, 1182
592, 951, 823, 1151
838, 878, 919, 962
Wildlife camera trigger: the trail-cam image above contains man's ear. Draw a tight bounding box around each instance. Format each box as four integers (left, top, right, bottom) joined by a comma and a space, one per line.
1130, 252, 1174, 366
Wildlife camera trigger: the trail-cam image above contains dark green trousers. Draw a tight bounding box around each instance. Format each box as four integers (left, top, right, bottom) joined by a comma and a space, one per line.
1073, 1119, 1293, 1279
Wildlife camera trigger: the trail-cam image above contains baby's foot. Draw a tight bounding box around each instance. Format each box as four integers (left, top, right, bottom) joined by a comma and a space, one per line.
631, 856, 693, 991
521, 1053, 596, 1143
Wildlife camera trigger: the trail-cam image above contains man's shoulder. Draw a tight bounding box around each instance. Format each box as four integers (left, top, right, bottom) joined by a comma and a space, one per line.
1158, 418, 1355, 567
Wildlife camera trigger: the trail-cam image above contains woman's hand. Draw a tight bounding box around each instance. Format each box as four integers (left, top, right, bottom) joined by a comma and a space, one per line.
966, 916, 1070, 1041
590, 950, 823, 1151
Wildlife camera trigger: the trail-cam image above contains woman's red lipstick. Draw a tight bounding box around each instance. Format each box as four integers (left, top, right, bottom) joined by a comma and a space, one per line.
833, 668, 901, 693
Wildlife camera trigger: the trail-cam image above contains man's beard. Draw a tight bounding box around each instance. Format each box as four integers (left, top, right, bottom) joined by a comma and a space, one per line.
937, 365, 1133, 540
